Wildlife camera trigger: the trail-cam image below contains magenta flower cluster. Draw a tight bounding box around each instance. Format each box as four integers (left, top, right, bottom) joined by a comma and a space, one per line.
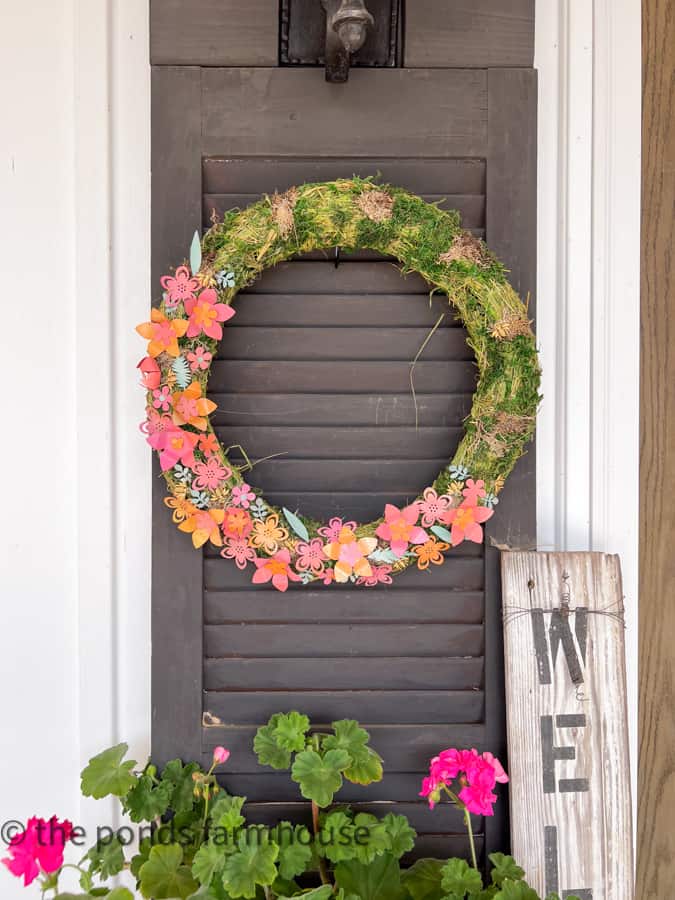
420, 747, 509, 816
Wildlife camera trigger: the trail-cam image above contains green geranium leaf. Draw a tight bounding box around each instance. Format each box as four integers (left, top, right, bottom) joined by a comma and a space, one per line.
162, 759, 203, 813
318, 809, 358, 864
130, 836, 153, 881
86, 836, 126, 879
209, 794, 246, 834
401, 858, 445, 900
291, 748, 351, 807
273, 711, 311, 753
441, 858, 483, 898
277, 887, 334, 900
493, 881, 540, 900
107, 891, 135, 900
344, 746, 384, 785
81, 743, 137, 799
380, 813, 416, 859
488, 854, 525, 887
193, 841, 228, 886
352, 813, 390, 864
139, 844, 198, 899
323, 719, 383, 785
335, 853, 406, 900
125, 773, 173, 822
254, 716, 293, 770
221, 835, 279, 899
271, 822, 313, 879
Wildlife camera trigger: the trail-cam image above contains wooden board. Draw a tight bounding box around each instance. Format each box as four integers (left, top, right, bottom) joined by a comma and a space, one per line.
502, 552, 633, 899
405, 0, 535, 69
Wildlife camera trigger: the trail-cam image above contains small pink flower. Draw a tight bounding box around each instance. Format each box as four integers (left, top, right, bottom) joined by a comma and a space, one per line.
318, 517, 357, 542
140, 409, 173, 439
461, 478, 487, 506
193, 458, 231, 490
417, 487, 454, 527
375, 503, 428, 558
252, 548, 302, 593
187, 345, 213, 372
231, 483, 256, 508
322, 568, 335, 585
221, 536, 256, 570
161, 265, 199, 309
213, 746, 230, 765
295, 538, 327, 575
357, 564, 393, 586
152, 385, 172, 411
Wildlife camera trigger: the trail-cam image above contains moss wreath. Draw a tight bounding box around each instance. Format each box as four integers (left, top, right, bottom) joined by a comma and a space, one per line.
136, 179, 540, 591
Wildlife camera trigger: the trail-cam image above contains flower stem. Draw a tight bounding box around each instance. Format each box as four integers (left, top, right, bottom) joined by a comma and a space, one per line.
311, 800, 331, 886
463, 808, 478, 871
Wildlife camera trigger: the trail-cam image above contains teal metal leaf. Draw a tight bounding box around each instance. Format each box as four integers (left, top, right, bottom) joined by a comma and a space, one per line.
367, 547, 399, 564
172, 355, 191, 389
190, 230, 202, 275
431, 525, 453, 543
283, 507, 310, 542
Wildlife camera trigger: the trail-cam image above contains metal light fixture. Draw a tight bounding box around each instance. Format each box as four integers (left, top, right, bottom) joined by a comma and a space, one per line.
321, 0, 375, 83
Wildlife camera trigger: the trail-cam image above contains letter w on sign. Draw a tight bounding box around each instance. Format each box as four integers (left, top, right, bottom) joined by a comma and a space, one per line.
501, 552, 634, 899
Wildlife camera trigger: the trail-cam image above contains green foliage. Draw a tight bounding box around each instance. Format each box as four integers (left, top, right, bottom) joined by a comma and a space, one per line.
334, 853, 407, 900
124, 772, 173, 822
254, 714, 295, 769
322, 719, 384, 785
209, 793, 246, 834
162, 758, 203, 813
139, 844, 198, 899
221, 833, 279, 899
85, 836, 126, 880
291, 748, 351, 807
488, 854, 526, 887
80, 743, 137, 799
441, 858, 483, 899
271, 823, 314, 879
273, 711, 311, 752
401, 858, 446, 900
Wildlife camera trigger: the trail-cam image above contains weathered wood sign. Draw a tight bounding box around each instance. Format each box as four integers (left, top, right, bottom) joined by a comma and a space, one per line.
502, 552, 634, 899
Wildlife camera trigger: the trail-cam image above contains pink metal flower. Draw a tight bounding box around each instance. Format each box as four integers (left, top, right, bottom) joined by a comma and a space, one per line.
317, 517, 358, 542
461, 478, 487, 506
231, 483, 256, 509
417, 487, 454, 527
137, 356, 161, 390
212, 746, 230, 765
141, 409, 174, 440
356, 564, 393, 586
252, 548, 302, 593
187, 345, 213, 372
221, 535, 256, 570
375, 503, 428, 557
152, 385, 172, 412
295, 538, 327, 575
192, 457, 231, 490
185, 288, 236, 340
322, 568, 336, 586
161, 265, 199, 309
146, 423, 199, 472
441, 502, 493, 546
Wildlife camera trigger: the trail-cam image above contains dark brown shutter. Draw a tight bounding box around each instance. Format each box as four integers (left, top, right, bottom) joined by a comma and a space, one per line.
151, 6, 536, 866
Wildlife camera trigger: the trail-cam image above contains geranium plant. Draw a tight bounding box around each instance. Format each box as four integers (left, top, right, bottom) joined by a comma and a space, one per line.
2, 713, 576, 900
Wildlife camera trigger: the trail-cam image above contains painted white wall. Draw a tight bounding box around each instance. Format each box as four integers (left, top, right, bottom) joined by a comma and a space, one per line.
0, 1, 640, 897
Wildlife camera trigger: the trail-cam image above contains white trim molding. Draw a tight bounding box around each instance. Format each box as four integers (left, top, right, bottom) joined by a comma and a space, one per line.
535, 0, 641, 816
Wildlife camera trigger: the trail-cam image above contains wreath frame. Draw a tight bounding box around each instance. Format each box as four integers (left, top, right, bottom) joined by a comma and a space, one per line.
137, 179, 540, 590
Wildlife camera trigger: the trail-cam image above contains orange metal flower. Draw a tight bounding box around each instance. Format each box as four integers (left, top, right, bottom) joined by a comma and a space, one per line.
178, 508, 225, 548
164, 495, 198, 524
414, 537, 450, 570
323, 525, 377, 583
171, 381, 217, 431
136, 308, 188, 358
249, 514, 289, 555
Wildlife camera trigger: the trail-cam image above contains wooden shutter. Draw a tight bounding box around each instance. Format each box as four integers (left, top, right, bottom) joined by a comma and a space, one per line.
151, 10, 536, 866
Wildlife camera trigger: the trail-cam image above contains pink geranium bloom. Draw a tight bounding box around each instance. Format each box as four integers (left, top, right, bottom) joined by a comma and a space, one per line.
152, 386, 172, 412
441, 503, 493, 546
375, 503, 428, 557
252, 548, 302, 593
482, 751, 509, 784
459, 764, 499, 817
192, 458, 231, 490
356, 564, 393, 586
295, 538, 327, 575
161, 265, 199, 309
185, 288, 236, 340
231, 483, 256, 508
221, 535, 256, 570
137, 356, 161, 390
2, 817, 73, 887
417, 487, 454, 527
213, 746, 230, 764
187, 345, 213, 372
419, 747, 507, 817
317, 517, 357, 542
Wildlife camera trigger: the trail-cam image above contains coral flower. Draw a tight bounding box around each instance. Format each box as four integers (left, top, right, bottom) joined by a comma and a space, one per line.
375, 503, 428, 558
198, 432, 219, 456
295, 538, 327, 575
417, 487, 454, 527
249, 514, 289, 555
178, 508, 225, 548
2, 817, 73, 887
222, 507, 253, 540
323, 525, 377, 583
161, 265, 199, 308
136, 308, 188, 358
171, 381, 217, 431
137, 356, 161, 390
414, 536, 450, 570
149, 427, 199, 472
441, 503, 493, 546
185, 288, 236, 340
252, 548, 301, 593
192, 457, 231, 490
356, 564, 393, 586
221, 535, 256, 569
461, 478, 488, 506
187, 345, 213, 372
